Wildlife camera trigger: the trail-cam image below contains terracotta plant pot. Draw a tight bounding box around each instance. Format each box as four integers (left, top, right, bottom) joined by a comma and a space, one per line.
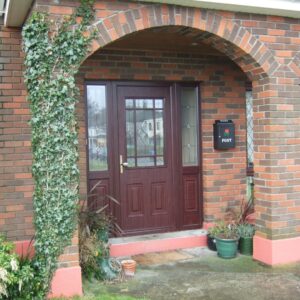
121, 259, 137, 277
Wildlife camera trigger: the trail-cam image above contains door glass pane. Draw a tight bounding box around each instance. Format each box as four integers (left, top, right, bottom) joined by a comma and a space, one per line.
155, 110, 164, 156
137, 157, 155, 167
125, 98, 165, 168
136, 110, 155, 156
126, 99, 134, 108
181, 87, 199, 166
126, 110, 135, 156
127, 158, 136, 167
155, 99, 164, 109
87, 85, 108, 171
157, 156, 164, 166
136, 99, 153, 109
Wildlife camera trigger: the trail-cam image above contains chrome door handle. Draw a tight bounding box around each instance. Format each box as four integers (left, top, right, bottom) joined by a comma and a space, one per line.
120, 155, 128, 174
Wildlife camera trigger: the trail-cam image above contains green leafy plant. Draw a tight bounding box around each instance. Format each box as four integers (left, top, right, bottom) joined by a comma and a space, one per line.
0, 235, 44, 300
207, 221, 226, 238
214, 223, 239, 240
237, 223, 255, 238
22, 0, 95, 297
79, 181, 121, 280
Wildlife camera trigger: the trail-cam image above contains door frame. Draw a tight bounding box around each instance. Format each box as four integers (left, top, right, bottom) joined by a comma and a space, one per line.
85, 80, 203, 235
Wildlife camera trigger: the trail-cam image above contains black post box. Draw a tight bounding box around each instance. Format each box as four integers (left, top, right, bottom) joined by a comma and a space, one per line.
213, 120, 235, 150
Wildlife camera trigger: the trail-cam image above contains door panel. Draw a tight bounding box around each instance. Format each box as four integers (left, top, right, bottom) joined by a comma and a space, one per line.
117, 85, 174, 235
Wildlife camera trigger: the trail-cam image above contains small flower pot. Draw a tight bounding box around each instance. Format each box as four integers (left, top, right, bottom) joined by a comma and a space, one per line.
207, 234, 217, 251
121, 259, 137, 277
215, 236, 239, 259
239, 237, 253, 256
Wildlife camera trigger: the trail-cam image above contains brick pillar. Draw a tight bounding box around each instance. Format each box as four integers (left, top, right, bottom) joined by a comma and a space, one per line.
253, 78, 300, 265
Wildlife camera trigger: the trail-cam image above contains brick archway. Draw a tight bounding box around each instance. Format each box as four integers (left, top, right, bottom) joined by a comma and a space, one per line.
89, 4, 278, 80
85, 3, 279, 237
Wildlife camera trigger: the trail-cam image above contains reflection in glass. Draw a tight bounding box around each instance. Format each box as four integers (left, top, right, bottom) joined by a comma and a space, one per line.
136, 99, 153, 109
126, 99, 134, 108
155, 99, 164, 109
137, 157, 155, 167
127, 158, 136, 167
126, 110, 135, 156
181, 87, 199, 166
87, 85, 108, 171
124, 98, 165, 168
156, 156, 164, 166
155, 110, 164, 156
136, 110, 155, 156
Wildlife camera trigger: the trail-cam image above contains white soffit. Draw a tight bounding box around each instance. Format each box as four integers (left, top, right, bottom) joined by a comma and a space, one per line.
136, 0, 300, 19
4, 0, 33, 27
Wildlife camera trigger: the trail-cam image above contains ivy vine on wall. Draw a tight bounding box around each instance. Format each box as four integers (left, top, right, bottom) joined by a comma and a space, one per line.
22, 0, 95, 297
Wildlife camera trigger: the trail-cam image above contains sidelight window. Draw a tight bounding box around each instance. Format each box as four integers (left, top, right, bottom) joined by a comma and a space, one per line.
180, 87, 199, 166
87, 85, 108, 171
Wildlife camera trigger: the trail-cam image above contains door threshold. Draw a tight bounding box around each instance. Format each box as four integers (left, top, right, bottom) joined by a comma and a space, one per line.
110, 229, 207, 257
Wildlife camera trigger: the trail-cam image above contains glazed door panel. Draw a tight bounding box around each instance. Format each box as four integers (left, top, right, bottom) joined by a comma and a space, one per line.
117, 85, 175, 235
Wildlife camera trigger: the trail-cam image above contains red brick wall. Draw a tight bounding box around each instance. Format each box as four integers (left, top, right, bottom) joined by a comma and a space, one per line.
1, 0, 300, 246
77, 48, 248, 222
0, 22, 34, 241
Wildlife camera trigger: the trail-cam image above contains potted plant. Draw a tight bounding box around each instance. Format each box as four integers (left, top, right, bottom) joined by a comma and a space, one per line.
237, 223, 255, 255
215, 223, 240, 259
79, 180, 122, 280
207, 222, 224, 251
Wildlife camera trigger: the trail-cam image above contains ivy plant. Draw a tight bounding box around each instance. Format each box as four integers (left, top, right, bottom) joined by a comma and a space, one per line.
22, 0, 95, 297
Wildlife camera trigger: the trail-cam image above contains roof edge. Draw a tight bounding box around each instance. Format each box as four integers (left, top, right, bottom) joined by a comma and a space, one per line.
135, 0, 300, 19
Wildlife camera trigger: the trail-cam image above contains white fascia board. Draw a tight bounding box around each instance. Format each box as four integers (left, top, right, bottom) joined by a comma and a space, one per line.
4, 0, 34, 27
136, 0, 300, 19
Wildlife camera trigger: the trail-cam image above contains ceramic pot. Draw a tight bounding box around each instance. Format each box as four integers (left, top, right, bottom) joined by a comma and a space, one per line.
121, 259, 137, 277
207, 234, 217, 251
215, 236, 239, 259
239, 236, 253, 256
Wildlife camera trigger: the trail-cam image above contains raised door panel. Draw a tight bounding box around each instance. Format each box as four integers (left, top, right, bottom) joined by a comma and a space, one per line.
151, 182, 167, 215
182, 174, 200, 228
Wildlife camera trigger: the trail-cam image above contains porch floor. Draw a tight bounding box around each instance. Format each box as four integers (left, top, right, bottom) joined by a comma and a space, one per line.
110, 229, 207, 257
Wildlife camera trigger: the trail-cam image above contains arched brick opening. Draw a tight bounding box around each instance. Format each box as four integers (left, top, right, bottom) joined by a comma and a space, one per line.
82, 5, 279, 239
89, 5, 278, 81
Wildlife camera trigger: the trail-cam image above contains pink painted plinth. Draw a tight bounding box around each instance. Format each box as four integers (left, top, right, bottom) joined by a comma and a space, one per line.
253, 235, 300, 265
110, 234, 207, 257
49, 266, 83, 298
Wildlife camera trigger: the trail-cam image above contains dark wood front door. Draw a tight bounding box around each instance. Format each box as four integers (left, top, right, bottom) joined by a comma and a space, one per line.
86, 81, 203, 237
116, 85, 175, 235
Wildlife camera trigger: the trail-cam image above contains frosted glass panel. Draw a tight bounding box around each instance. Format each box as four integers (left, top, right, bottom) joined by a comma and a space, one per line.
181, 87, 199, 166
87, 85, 108, 171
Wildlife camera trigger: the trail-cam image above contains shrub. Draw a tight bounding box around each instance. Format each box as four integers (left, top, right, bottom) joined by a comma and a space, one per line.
0, 235, 43, 300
